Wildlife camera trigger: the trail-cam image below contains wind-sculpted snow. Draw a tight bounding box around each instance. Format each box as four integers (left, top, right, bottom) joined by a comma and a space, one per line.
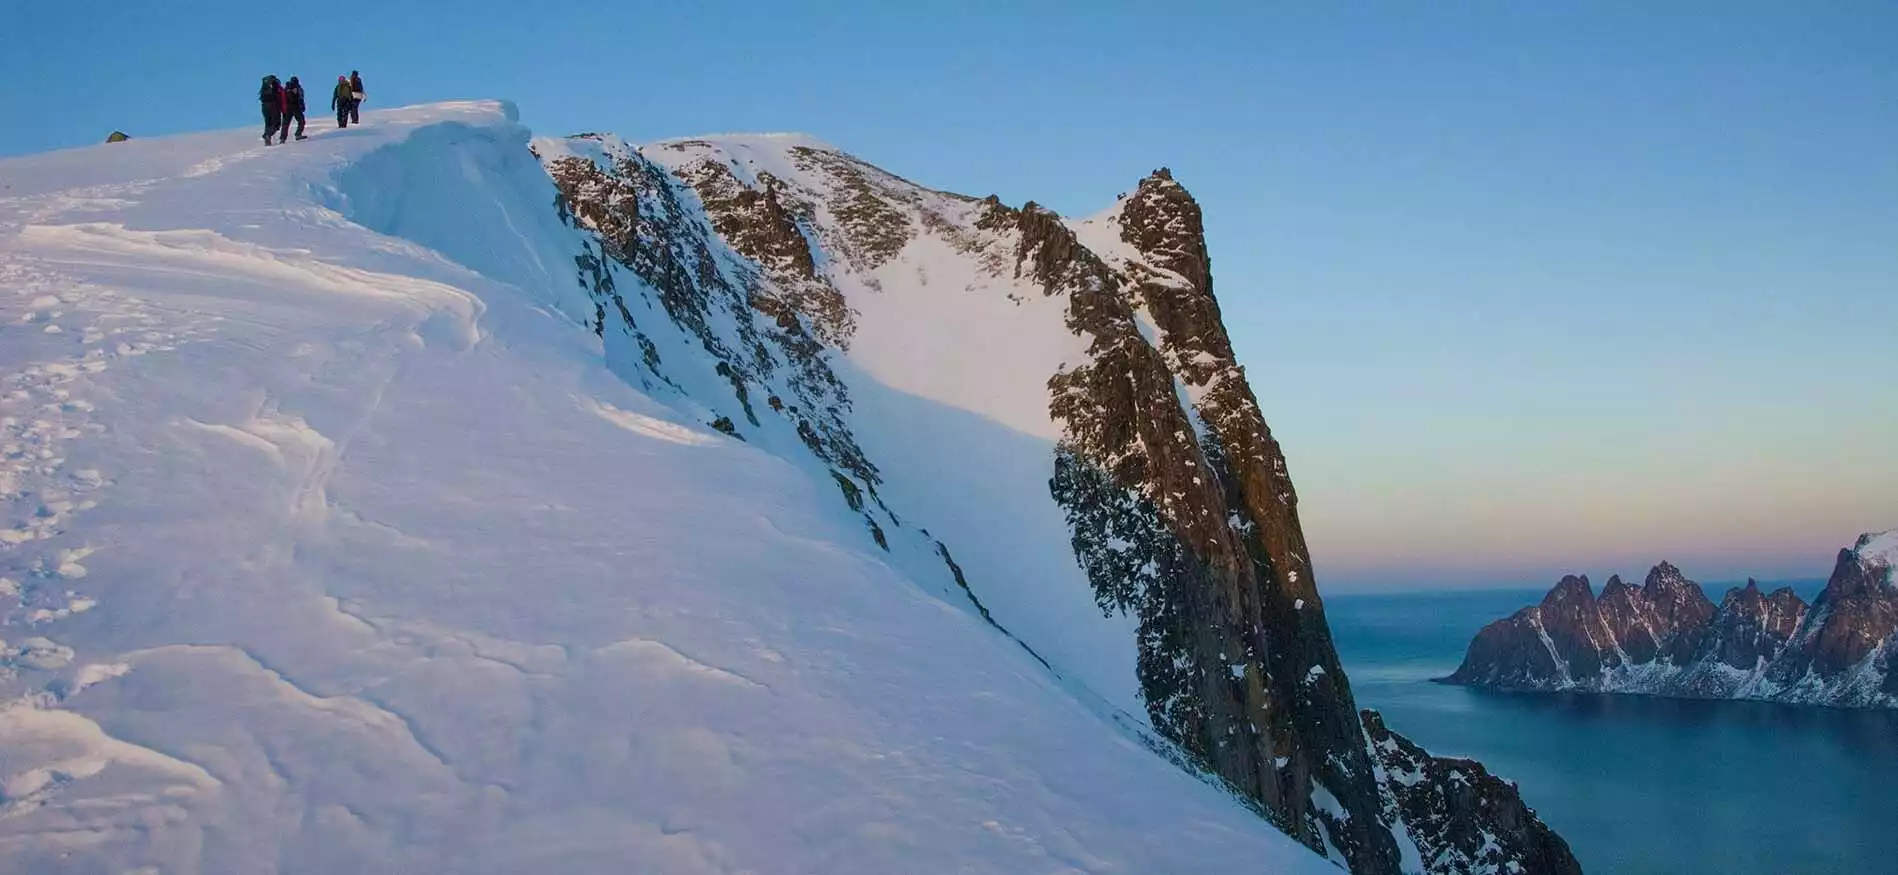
0, 102, 1340, 874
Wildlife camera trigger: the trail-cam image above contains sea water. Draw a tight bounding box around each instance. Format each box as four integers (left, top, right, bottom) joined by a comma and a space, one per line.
1326, 587, 1896, 874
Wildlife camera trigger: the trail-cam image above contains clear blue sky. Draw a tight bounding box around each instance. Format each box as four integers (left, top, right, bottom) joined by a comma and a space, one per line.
5, 1, 1895, 589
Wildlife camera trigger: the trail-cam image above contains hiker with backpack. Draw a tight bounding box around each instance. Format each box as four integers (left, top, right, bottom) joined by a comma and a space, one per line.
332, 76, 355, 128
347, 71, 365, 124
259, 75, 284, 145
282, 77, 308, 142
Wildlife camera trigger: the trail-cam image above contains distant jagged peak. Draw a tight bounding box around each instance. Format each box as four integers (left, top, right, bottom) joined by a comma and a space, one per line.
1541, 573, 1596, 605
1821, 528, 1898, 600
1445, 535, 1891, 707
1643, 559, 1693, 591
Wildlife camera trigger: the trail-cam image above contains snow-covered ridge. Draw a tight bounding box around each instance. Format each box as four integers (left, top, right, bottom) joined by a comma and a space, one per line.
0, 101, 1339, 873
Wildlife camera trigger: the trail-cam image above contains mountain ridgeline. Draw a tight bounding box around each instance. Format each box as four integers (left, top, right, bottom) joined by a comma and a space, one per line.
1445, 532, 1898, 708
531, 132, 1577, 874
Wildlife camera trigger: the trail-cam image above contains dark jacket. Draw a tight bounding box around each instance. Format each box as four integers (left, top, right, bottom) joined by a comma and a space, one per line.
260, 78, 283, 108
332, 80, 354, 110
284, 81, 306, 113
349, 73, 364, 96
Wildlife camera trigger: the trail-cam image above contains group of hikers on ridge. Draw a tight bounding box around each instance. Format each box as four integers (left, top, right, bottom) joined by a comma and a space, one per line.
258, 71, 365, 145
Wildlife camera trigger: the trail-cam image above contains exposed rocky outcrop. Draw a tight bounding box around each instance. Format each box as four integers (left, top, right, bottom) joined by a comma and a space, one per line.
1364, 711, 1581, 875
1764, 532, 1898, 701
536, 135, 886, 541
663, 157, 856, 348
536, 134, 1577, 873
1445, 531, 1896, 708
1030, 172, 1403, 869
1704, 580, 1807, 672
1007, 171, 1565, 872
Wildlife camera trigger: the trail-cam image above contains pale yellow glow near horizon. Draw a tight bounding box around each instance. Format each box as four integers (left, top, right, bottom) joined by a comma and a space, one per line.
1291, 404, 1898, 586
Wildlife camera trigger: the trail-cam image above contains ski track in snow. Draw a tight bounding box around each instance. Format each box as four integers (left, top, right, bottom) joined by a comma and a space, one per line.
0, 103, 1334, 873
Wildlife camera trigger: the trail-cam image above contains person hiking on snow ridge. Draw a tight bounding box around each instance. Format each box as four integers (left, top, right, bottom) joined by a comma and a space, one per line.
347, 70, 365, 124
282, 77, 307, 142
332, 76, 354, 129
259, 75, 284, 145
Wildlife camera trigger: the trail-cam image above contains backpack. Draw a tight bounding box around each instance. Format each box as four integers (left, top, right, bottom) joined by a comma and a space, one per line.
259, 76, 281, 103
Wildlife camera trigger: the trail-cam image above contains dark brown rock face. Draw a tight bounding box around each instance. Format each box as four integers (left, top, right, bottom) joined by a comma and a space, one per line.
1597, 575, 1658, 662
1448, 534, 1897, 707
1642, 561, 1718, 663
1021, 171, 1568, 873
1452, 607, 1564, 688
1364, 711, 1582, 875
977, 177, 1397, 870
539, 138, 883, 539
1766, 535, 1898, 695
1705, 581, 1807, 670
1536, 575, 1620, 677
664, 158, 856, 349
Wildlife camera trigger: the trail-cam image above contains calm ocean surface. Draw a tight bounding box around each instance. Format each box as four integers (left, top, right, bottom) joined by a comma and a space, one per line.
1326, 587, 1896, 875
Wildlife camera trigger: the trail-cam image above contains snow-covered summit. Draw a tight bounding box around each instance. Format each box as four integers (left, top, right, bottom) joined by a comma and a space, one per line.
1852, 529, 1898, 578
0, 101, 1572, 874
0, 100, 1337, 875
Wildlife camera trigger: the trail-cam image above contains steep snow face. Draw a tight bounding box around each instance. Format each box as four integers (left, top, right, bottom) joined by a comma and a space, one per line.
0, 102, 1338, 874
645, 135, 1095, 442
641, 135, 1144, 720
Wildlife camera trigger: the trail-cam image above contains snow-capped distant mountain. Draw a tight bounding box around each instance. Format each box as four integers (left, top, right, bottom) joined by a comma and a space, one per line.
1445, 531, 1898, 708
0, 101, 1574, 873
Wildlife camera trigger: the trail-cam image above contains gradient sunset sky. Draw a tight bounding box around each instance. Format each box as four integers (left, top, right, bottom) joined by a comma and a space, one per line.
5, 1, 1893, 589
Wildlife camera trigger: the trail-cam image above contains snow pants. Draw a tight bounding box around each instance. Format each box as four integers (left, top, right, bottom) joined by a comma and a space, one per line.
285, 110, 305, 140
263, 106, 283, 142
348, 98, 361, 124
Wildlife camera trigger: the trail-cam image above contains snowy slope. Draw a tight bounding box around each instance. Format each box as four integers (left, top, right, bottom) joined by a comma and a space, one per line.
0, 102, 1335, 872
636, 136, 1148, 720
